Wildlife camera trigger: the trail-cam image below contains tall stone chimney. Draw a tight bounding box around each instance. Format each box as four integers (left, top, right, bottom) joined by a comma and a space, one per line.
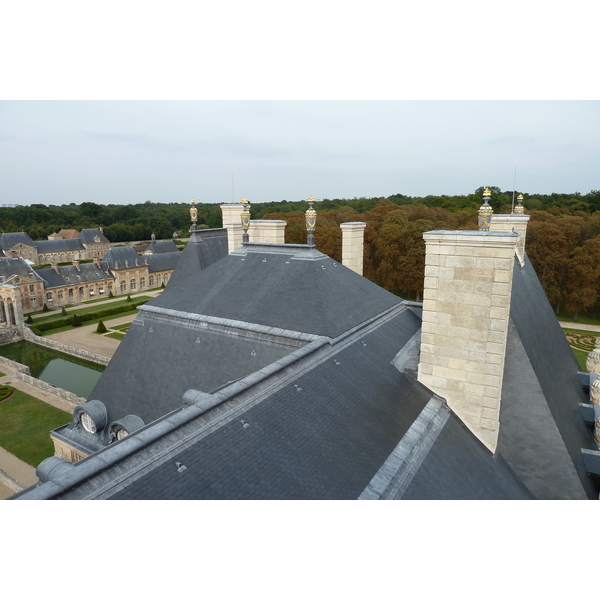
221, 203, 287, 251
221, 203, 244, 253
417, 229, 518, 451
250, 220, 287, 244
340, 222, 367, 276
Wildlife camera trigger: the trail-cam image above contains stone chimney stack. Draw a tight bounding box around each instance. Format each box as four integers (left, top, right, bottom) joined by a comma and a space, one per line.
340, 222, 367, 276
221, 203, 244, 253
417, 189, 519, 452
73, 260, 80, 270
417, 230, 518, 451
52, 262, 59, 274
93, 257, 101, 268
250, 220, 287, 244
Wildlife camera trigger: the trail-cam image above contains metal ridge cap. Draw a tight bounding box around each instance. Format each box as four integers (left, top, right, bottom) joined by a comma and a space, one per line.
140, 305, 321, 343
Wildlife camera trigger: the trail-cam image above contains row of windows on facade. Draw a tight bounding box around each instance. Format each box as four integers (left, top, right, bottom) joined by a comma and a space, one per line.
24, 273, 171, 307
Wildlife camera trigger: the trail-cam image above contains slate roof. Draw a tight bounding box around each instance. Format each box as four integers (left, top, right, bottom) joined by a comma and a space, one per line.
11, 242, 595, 501
13, 299, 533, 500
0, 232, 34, 249
33, 239, 85, 253
78, 228, 110, 244
0, 256, 45, 282
102, 246, 146, 270
166, 228, 228, 289
86, 308, 302, 427
497, 254, 598, 499
147, 240, 179, 254
151, 243, 402, 338
36, 263, 114, 289
145, 252, 180, 274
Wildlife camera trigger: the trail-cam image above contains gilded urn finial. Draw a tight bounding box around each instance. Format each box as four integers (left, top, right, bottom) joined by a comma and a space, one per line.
240, 197, 251, 243
514, 193, 525, 215
478, 188, 493, 231
190, 198, 198, 231
305, 195, 317, 247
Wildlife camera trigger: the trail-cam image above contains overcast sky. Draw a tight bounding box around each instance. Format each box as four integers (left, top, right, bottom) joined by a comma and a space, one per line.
2, 4, 598, 207
1, 100, 598, 206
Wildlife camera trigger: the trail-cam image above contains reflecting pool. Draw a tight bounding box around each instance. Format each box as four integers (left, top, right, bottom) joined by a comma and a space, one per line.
0, 341, 105, 398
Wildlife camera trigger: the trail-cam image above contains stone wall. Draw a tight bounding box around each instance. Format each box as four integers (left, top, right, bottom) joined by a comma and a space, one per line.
22, 326, 110, 366
14, 371, 86, 406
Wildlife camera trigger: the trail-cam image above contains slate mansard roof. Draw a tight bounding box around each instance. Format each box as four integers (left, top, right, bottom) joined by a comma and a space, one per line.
147, 239, 179, 254
33, 238, 84, 254
102, 246, 146, 270
0, 232, 35, 249
36, 262, 113, 289
166, 228, 228, 289
78, 228, 110, 244
0, 256, 45, 282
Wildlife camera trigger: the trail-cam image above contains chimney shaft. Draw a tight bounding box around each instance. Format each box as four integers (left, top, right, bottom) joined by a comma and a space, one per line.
221, 203, 245, 253
340, 222, 367, 276
417, 230, 518, 452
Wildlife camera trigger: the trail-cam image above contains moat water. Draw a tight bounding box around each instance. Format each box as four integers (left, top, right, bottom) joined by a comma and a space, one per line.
0, 341, 105, 398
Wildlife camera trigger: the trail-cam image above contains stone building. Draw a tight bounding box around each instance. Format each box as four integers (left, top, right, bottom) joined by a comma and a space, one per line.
0, 228, 110, 266
101, 246, 180, 294
12, 195, 600, 500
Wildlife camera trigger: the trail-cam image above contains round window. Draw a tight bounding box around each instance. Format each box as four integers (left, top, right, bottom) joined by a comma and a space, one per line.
116, 428, 128, 440
80, 412, 95, 433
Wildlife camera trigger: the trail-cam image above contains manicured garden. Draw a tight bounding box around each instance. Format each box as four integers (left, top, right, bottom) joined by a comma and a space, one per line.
563, 327, 598, 371
0, 388, 71, 466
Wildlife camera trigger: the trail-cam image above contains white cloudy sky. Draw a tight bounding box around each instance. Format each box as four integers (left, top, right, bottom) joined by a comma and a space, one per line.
1, 100, 598, 206
1, 2, 598, 206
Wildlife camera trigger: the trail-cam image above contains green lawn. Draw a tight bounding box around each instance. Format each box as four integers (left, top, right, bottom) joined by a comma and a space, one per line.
105, 332, 125, 340
110, 322, 133, 331
30, 296, 152, 325
40, 309, 141, 336
0, 390, 71, 466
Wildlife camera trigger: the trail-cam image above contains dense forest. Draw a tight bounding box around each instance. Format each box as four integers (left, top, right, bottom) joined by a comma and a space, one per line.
2, 186, 600, 318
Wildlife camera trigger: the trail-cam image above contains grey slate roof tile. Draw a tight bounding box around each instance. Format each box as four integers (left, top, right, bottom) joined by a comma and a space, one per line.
497, 254, 598, 499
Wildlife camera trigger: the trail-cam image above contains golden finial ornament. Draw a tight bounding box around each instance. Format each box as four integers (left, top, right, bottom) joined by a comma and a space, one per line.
514, 193, 525, 215
240, 197, 251, 242
190, 198, 198, 230
478, 188, 493, 231
305, 195, 317, 246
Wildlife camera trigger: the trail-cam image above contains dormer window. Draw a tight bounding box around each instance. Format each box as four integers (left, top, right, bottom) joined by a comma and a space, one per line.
80, 412, 95, 433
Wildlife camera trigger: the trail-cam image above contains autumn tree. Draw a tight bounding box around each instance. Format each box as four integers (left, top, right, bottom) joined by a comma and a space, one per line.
563, 237, 600, 318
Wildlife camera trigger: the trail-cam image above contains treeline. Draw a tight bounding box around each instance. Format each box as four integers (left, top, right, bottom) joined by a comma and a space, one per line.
262, 197, 600, 318
0, 201, 223, 242
2, 187, 600, 317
